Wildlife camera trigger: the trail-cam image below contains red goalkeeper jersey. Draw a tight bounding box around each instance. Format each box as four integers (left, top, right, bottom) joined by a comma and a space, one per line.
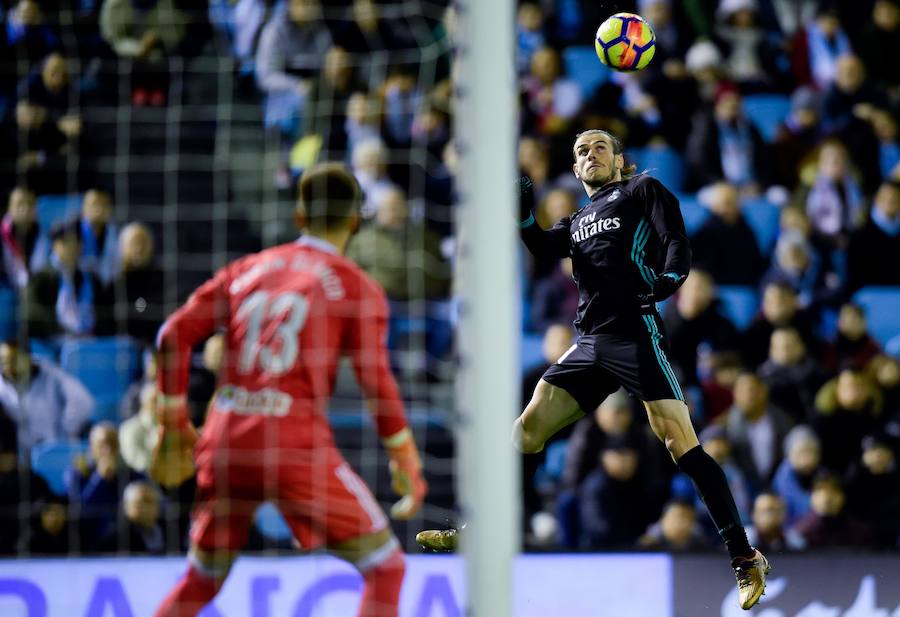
156, 236, 409, 458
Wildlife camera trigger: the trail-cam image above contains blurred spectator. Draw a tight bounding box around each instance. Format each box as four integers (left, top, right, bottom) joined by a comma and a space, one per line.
871, 354, 900, 415
812, 368, 883, 473
530, 258, 579, 333
637, 499, 711, 551
662, 269, 740, 388
684, 39, 724, 103
766, 0, 819, 42
848, 179, 900, 289
330, 0, 415, 54
254, 0, 331, 129
846, 432, 900, 548
119, 348, 156, 420
758, 327, 824, 422
800, 116, 861, 233
741, 282, 818, 369
515, 3, 545, 75
760, 231, 830, 310
351, 139, 398, 219
522, 47, 583, 136
344, 92, 381, 155
25, 220, 115, 339
1, 186, 49, 289
381, 65, 423, 147
522, 324, 574, 407
113, 222, 164, 344
822, 55, 888, 137
117, 480, 166, 553
16, 53, 77, 123
800, 6, 852, 91
0, 0, 60, 72
793, 471, 870, 548
346, 187, 450, 300
713, 0, 786, 92
0, 406, 52, 554
521, 323, 581, 520
517, 137, 553, 199
119, 382, 158, 474
825, 303, 881, 372
0, 339, 93, 453
772, 425, 822, 526
640, 0, 687, 59
65, 422, 139, 551
100, 0, 189, 106
411, 98, 451, 159
79, 189, 119, 284
1, 98, 71, 194
300, 46, 365, 160
671, 424, 752, 540
857, 0, 900, 95
699, 351, 744, 423
686, 82, 770, 193
725, 372, 794, 489
207, 0, 277, 65
187, 333, 223, 429
856, 108, 900, 184
744, 492, 806, 553
562, 389, 654, 491
773, 87, 824, 188
691, 182, 767, 284
18, 493, 70, 554
577, 434, 656, 549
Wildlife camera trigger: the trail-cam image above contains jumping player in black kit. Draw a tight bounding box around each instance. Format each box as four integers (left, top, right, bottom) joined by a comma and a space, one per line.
417, 129, 770, 610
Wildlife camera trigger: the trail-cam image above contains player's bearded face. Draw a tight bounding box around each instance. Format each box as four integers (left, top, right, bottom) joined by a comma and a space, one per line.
573, 136, 621, 187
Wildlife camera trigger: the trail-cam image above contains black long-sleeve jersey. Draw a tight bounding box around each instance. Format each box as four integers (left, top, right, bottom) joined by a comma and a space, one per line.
521, 173, 691, 335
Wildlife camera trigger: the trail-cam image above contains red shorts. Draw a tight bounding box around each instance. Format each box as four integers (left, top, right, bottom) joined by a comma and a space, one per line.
189, 447, 389, 553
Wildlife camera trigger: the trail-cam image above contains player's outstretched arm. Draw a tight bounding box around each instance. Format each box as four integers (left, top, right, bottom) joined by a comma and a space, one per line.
349, 286, 427, 519
518, 176, 572, 259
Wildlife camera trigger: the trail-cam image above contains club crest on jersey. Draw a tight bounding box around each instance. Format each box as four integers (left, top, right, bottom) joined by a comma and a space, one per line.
607, 189, 621, 202
572, 213, 621, 243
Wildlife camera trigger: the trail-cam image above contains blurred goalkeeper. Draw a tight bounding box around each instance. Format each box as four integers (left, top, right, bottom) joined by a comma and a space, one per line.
151, 162, 426, 617
417, 130, 769, 610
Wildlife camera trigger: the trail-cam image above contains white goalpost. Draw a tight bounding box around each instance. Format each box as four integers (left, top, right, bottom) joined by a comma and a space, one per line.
454, 0, 520, 615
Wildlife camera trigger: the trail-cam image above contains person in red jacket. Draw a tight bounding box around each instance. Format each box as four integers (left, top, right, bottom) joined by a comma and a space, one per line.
151, 162, 427, 617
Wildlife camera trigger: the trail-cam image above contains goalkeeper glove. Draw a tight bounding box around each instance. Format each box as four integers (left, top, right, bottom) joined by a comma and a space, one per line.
518, 176, 536, 227
383, 428, 427, 520
148, 393, 198, 489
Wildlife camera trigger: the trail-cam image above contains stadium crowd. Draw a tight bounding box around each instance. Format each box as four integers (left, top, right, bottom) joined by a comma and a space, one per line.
0, 0, 898, 557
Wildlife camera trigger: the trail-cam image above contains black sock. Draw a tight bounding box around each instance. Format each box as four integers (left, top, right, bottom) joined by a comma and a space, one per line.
677, 445, 752, 560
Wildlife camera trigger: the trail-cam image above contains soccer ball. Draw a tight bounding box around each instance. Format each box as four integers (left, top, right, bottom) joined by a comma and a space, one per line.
595, 13, 656, 72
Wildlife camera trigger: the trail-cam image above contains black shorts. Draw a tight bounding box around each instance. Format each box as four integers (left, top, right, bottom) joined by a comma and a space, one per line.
541, 312, 684, 412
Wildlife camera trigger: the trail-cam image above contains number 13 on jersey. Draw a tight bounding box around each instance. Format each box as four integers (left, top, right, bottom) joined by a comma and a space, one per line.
236, 290, 310, 375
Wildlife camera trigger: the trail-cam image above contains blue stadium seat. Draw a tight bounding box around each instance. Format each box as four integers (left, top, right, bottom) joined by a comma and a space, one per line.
853, 287, 900, 347
0, 287, 17, 340
59, 337, 143, 423
742, 94, 791, 142
678, 194, 709, 236
717, 286, 760, 331
741, 198, 780, 254
36, 194, 82, 231
562, 46, 609, 98
31, 440, 88, 495
521, 332, 545, 375
29, 338, 59, 363
534, 439, 569, 491
630, 147, 685, 193
254, 502, 293, 542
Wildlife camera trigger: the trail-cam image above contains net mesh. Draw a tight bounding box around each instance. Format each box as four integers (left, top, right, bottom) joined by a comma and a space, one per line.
0, 0, 456, 558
